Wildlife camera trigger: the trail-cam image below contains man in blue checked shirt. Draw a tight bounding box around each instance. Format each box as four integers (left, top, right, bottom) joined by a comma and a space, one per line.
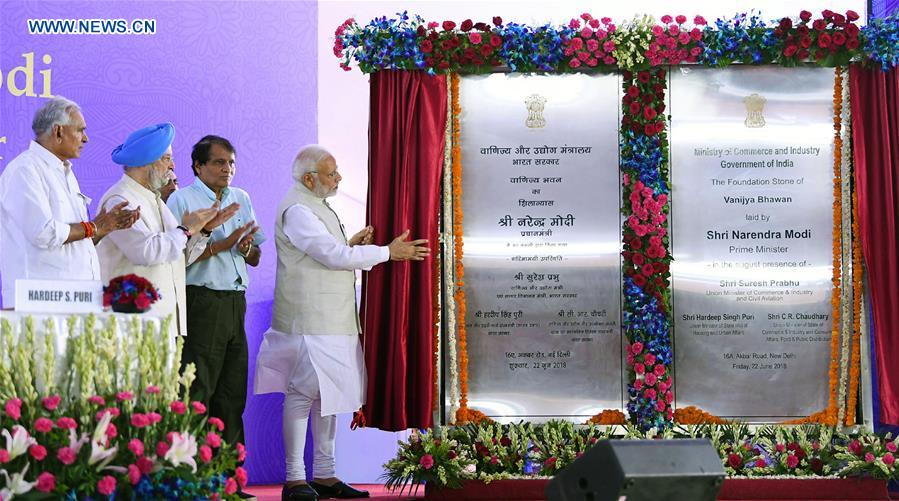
167, 135, 264, 463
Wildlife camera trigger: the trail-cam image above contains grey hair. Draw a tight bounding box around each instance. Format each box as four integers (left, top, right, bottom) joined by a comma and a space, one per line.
32, 96, 81, 137
291, 144, 333, 182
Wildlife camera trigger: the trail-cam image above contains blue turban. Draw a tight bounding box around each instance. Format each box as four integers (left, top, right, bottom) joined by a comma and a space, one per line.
111, 123, 175, 167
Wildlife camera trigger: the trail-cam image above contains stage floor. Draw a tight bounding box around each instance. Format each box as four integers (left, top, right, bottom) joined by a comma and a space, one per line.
245, 484, 422, 501
244, 482, 899, 501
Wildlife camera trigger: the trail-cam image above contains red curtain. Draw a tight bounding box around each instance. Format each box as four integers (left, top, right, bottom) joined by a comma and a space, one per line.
361, 70, 447, 431
850, 66, 899, 425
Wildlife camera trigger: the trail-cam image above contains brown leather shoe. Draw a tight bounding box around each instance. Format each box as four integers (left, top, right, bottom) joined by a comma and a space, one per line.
307, 481, 369, 499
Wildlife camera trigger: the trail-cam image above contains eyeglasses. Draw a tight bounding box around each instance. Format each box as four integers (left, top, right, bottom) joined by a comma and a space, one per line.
308, 170, 339, 179
160, 155, 174, 164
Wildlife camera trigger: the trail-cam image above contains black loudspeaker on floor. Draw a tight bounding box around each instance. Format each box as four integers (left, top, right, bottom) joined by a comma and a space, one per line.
545, 438, 726, 501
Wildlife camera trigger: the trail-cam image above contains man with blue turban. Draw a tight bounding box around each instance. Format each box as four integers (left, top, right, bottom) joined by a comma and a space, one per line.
96, 123, 237, 336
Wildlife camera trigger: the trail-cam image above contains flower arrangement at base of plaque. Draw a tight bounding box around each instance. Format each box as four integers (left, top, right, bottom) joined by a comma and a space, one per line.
103, 274, 160, 314
383, 421, 899, 491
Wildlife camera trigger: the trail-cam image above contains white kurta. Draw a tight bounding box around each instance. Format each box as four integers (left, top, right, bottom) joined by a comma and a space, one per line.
95, 174, 207, 336
0, 141, 101, 307
254, 199, 389, 415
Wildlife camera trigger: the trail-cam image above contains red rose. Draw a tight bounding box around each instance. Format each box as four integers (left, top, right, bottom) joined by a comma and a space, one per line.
832, 13, 845, 26
778, 17, 792, 30
800, 10, 812, 22
629, 102, 641, 115
813, 19, 826, 31
783, 45, 799, 57
846, 10, 859, 21
490, 34, 502, 47
797, 49, 810, 59
846, 39, 859, 50
728, 453, 743, 468
643, 106, 657, 120
638, 71, 651, 83
420, 40, 433, 53
492, 16, 503, 26
675, 15, 687, 24
845, 24, 859, 37
800, 37, 812, 48
822, 9, 834, 19
442, 21, 456, 31
832, 32, 846, 46
633, 275, 647, 287
438, 61, 450, 70
460, 19, 474, 32
818, 33, 831, 48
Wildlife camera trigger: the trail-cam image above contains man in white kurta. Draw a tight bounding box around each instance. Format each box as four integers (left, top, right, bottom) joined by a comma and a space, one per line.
0, 97, 138, 308
254, 145, 429, 501
96, 123, 224, 335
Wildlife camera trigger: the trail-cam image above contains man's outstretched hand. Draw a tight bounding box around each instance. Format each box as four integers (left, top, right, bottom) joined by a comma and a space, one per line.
387, 229, 430, 261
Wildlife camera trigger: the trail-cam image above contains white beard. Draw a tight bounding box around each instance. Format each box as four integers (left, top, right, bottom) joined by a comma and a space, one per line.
312, 178, 337, 198
148, 168, 173, 192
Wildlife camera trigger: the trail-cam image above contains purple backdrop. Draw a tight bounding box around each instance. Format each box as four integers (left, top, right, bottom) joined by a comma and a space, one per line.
1, 1, 317, 484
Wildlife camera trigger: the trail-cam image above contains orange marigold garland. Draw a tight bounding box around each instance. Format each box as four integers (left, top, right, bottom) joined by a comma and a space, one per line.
449, 73, 476, 424
784, 409, 832, 425
673, 406, 729, 425
822, 66, 843, 427
586, 409, 627, 425
845, 184, 863, 425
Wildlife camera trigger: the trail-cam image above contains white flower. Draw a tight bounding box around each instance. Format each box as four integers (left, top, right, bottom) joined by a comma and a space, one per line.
92, 411, 113, 444
1, 426, 36, 460
67, 428, 90, 454
464, 463, 477, 474
164, 432, 198, 472
88, 440, 118, 470
0, 464, 36, 500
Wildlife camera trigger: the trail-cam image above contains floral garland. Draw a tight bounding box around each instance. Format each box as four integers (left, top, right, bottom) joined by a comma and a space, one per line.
620, 68, 673, 431
837, 69, 853, 426
824, 67, 844, 427
449, 74, 490, 425
845, 173, 863, 426
673, 406, 729, 425
442, 81, 460, 420
585, 409, 626, 425
334, 10, 898, 73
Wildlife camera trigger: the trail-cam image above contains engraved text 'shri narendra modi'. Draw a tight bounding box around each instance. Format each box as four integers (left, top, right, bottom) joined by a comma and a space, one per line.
525, 93, 547, 129
743, 93, 767, 128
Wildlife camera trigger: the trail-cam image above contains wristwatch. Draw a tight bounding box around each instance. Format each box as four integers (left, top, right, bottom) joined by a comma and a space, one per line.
177, 225, 192, 238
